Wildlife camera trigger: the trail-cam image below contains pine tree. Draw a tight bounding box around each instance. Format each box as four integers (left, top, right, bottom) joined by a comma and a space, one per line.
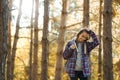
55, 0, 68, 80
11, 0, 23, 79
29, 0, 34, 80
103, 0, 113, 80
0, 0, 9, 79
41, 0, 49, 80
33, 0, 39, 80
98, 0, 103, 80
83, 0, 89, 27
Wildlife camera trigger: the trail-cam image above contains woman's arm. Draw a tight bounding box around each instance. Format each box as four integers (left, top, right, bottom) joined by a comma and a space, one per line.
63, 42, 74, 60
87, 30, 100, 52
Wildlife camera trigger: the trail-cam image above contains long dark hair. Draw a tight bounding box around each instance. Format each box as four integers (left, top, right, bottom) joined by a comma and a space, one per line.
76, 29, 90, 41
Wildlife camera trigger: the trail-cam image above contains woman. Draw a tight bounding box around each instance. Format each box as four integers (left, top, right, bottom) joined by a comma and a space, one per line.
63, 29, 99, 80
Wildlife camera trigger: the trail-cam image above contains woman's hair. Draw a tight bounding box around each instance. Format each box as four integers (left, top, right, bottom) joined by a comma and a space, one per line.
76, 29, 90, 41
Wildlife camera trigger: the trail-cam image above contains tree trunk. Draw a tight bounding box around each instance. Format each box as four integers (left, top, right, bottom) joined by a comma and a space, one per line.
98, 0, 103, 80
83, 0, 90, 80
11, 0, 22, 80
55, 0, 68, 80
41, 0, 49, 80
103, 0, 113, 80
83, 0, 89, 27
0, 0, 9, 80
29, 0, 34, 80
7, 0, 12, 80
33, 0, 39, 80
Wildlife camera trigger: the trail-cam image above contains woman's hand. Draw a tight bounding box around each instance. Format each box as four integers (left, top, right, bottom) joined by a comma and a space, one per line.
70, 44, 76, 49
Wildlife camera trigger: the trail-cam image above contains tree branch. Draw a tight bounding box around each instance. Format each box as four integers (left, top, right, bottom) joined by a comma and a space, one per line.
66, 22, 82, 28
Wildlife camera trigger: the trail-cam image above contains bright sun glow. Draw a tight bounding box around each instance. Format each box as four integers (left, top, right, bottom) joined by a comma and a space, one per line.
12, 0, 44, 27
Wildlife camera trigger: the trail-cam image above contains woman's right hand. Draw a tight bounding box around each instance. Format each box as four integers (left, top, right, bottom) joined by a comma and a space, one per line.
70, 44, 76, 49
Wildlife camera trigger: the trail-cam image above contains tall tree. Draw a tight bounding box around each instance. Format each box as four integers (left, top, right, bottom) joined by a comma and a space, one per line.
83, 0, 89, 27
83, 0, 90, 80
33, 0, 39, 80
98, 0, 103, 80
0, 0, 9, 80
29, 0, 34, 80
11, 0, 23, 80
7, 0, 12, 79
103, 0, 113, 80
55, 0, 68, 80
41, 0, 49, 80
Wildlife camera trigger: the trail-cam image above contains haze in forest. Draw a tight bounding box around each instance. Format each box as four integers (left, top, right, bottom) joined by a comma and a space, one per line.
0, 0, 120, 80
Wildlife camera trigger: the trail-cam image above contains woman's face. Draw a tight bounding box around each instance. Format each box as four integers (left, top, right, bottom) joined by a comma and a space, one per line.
77, 31, 89, 42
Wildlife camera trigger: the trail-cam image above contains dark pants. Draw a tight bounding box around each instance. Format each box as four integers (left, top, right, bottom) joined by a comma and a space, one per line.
70, 71, 88, 80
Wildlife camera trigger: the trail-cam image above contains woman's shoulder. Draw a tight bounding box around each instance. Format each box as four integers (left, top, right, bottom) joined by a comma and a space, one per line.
67, 39, 75, 44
